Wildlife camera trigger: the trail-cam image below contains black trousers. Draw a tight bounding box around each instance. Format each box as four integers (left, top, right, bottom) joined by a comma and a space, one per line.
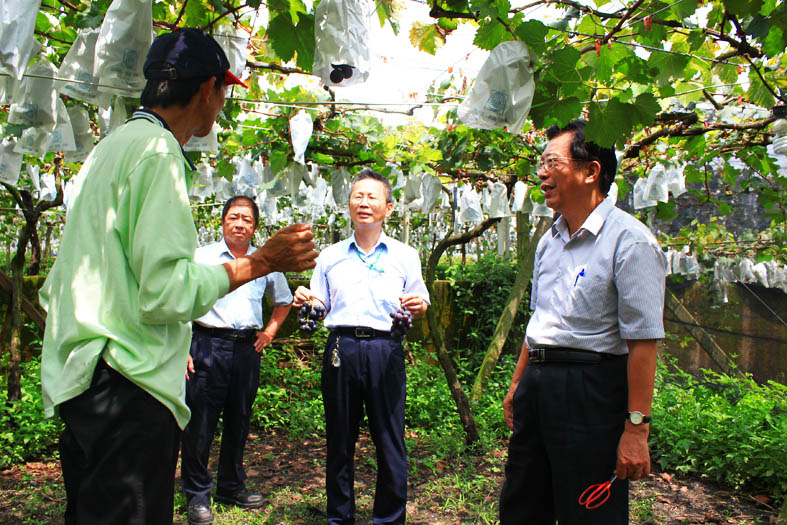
322, 332, 407, 524
499, 355, 629, 525
59, 358, 181, 525
180, 330, 261, 505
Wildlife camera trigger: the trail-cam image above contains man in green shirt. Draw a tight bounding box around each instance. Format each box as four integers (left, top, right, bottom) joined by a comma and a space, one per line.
39, 28, 317, 525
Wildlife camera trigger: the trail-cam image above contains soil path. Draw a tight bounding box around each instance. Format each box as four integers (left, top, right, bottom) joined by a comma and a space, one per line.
0, 432, 778, 524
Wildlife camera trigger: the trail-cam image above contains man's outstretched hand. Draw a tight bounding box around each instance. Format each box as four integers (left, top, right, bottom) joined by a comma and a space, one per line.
252, 223, 318, 274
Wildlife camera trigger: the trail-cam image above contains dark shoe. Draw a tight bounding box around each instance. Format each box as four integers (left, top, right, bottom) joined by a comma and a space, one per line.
187, 504, 213, 524
214, 488, 265, 508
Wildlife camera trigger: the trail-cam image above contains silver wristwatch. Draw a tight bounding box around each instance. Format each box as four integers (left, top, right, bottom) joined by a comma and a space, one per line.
627, 411, 652, 425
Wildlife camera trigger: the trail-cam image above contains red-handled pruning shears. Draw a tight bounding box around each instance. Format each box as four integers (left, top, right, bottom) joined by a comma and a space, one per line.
578, 474, 617, 509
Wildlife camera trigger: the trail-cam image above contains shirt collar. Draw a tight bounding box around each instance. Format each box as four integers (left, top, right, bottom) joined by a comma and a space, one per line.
551, 197, 615, 239
219, 238, 255, 259
348, 231, 389, 255
127, 108, 197, 171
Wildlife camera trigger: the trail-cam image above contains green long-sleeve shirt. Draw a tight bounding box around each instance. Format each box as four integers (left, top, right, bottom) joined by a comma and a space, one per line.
39, 112, 230, 429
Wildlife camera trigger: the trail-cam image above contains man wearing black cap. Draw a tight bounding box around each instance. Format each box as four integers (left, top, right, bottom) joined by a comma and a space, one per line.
40, 28, 317, 525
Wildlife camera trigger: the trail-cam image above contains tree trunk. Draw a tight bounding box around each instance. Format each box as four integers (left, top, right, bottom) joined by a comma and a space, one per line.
5, 251, 26, 402
1, 158, 63, 403
41, 221, 54, 269
424, 217, 499, 445
470, 217, 549, 403
26, 225, 41, 276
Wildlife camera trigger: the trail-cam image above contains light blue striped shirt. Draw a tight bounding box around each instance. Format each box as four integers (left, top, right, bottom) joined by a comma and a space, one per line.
194, 240, 293, 329
526, 198, 667, 355
310, 232, 430, 331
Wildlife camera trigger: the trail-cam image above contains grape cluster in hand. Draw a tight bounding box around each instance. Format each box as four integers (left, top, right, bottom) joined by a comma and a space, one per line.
299, 302, 326, 334
389, 306, 413, 338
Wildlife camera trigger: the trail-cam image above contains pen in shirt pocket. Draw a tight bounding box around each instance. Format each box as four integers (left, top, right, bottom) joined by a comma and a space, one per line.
573, 267, 586, 287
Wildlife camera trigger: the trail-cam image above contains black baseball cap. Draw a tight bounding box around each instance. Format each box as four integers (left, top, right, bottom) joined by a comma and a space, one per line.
143, 28, 247, 88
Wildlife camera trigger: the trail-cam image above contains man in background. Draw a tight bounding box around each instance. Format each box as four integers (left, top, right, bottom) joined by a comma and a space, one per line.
40, 29, 316, 524
181, 196, 293, 524
294, 168, 429, 524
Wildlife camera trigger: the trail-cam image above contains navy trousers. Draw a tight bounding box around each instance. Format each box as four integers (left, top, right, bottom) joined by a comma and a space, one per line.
181, 329, 261, 505
499, 355, 629, 525
59, 358, 181, 525
322, 331, 407, 524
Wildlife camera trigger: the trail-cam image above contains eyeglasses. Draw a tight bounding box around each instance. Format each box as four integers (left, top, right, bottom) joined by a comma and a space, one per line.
536, 156, 584, 173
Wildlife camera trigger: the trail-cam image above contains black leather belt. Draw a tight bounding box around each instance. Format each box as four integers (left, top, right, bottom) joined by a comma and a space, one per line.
333, 327, 393, 339
193, 323, 257, 342
528, 347, 619, 364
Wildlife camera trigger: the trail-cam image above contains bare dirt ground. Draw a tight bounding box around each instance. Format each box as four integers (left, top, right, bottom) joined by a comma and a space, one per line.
0, 432, 779, 524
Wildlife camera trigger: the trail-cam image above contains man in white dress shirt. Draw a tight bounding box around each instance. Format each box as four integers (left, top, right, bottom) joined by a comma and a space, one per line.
293, 168, 429, 524
181, 196, 293, 524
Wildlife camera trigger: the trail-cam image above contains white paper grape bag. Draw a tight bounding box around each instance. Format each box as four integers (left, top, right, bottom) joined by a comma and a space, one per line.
458, 41, 535, 132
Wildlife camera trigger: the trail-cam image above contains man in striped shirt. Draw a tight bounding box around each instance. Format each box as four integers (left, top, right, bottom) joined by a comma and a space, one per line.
499, 120, 667, 524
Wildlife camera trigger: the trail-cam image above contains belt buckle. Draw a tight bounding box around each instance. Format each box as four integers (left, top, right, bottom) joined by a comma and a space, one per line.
532, 348, 546, 363
355, 327, 373, 338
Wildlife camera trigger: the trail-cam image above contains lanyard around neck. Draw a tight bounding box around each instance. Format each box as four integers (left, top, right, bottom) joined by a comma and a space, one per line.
353, 243, 384, 273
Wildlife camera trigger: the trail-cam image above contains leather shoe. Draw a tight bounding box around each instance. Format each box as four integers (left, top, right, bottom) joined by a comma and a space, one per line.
214, 488, 265, 508
187, 504, 213, 524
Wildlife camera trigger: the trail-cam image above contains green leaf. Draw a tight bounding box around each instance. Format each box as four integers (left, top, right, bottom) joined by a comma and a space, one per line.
469, 0, 510, 20
655, 201, 678, 221
183, 0, 211, 27
631, 93, 661, 128
722, 162, 740, 184
529, 91, 582, 130
746, 70, 776, 108
585, 101, 626, 148
409, 21, 446, 55
268, 0, 308, 24
647, 52, 692, 86
717, 202, 733, 215
268, 149, 289, 175
582, 42, 629, 82
310, 152, 335, 164
669, 0, 699, 20
36, 11, 55, 33
268, 14, 314, 70
684, 135, 707, 157
473, 19, 508, 51
724, 0, 763, 17
762, 25, 785, 58
513, 19, 548, 56
547, 46, 582, 82
216, 158, 234, 180
376, 0, 400, 34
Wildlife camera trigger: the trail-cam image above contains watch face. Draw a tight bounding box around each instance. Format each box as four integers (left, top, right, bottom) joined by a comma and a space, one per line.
629, 411, 644, 424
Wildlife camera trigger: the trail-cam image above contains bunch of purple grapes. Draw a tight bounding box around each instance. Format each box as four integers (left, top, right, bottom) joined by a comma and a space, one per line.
389, 306, 413, 338
329, 63, 355, 84
299, 302, 326, 334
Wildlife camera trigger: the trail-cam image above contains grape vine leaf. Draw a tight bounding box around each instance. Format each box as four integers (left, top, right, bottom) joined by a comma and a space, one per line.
473, 19, 508, 51
513, 20, 548, 56
409, 21, 446, 55
268, 13, 314, 70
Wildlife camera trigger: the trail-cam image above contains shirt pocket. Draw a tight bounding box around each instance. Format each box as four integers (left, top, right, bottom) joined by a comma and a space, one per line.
562, 274, 616, 334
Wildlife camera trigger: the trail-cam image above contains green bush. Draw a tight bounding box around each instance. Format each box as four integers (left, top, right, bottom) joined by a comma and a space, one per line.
438, 253, 529, 368
651, 358, 787, 501
250, 337, 513, 454
0, 353, 63, 468
251, 341, 325, 439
